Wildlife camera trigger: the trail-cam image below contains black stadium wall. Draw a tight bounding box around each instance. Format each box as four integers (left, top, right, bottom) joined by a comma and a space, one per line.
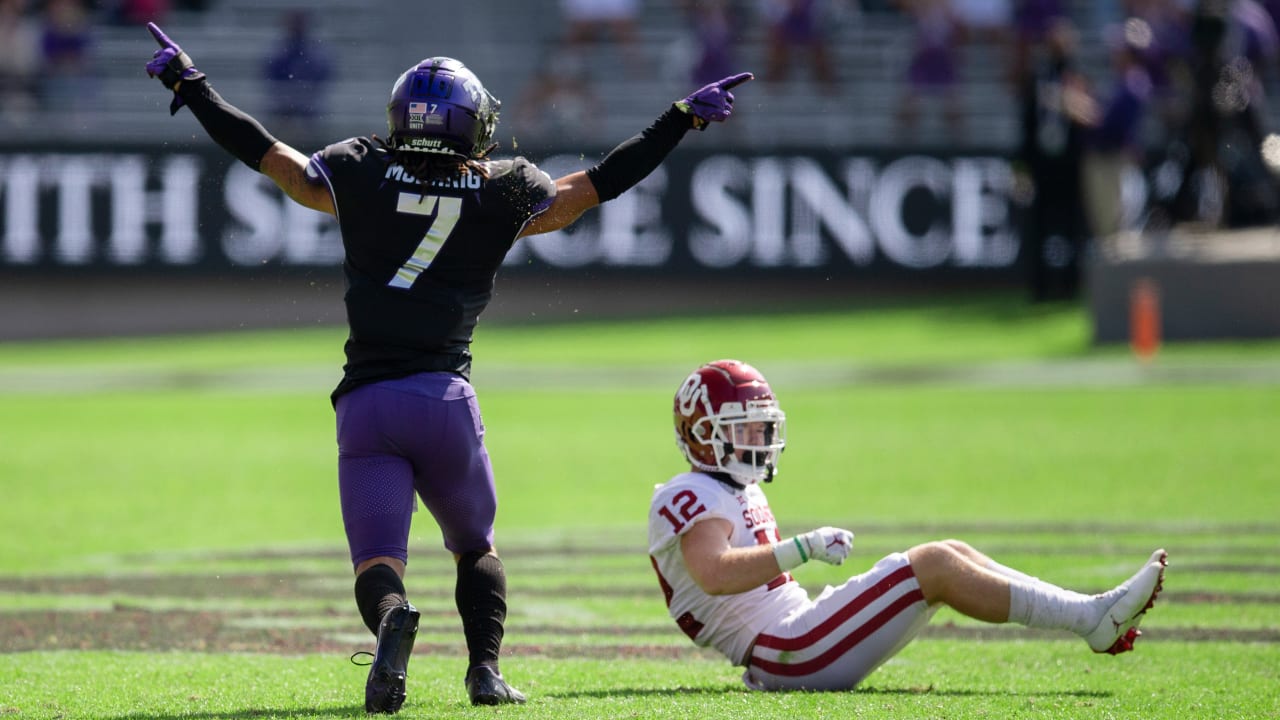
0, 145, 1022, 276
2, 144, 1276, 342
0, 144, 1026, 340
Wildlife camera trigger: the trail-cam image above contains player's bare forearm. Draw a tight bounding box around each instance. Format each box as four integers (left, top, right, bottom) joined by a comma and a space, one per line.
680, 519, 788, 595
259, 144, 336, 216
518, 171, 598, 237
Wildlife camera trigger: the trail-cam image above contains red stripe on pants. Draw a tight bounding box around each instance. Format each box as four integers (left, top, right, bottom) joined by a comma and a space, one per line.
750, 588, 925, 677
755, 564, 916, 652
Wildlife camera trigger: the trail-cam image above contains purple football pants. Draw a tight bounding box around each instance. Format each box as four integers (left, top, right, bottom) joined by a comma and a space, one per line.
335, 372, 497, 569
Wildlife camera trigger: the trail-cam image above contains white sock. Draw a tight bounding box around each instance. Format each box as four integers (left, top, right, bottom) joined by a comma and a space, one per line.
1007, 580, 1102, 635
985, 559, 1042, 586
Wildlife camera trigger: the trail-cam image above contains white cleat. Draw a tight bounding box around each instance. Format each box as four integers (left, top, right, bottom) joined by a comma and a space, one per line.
1085, 549, 1167, 655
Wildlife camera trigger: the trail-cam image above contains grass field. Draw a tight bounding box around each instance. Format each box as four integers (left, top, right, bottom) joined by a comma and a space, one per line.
1, 292, 1278, 719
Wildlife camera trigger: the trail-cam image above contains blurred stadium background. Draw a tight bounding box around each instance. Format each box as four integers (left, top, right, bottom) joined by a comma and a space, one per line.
7, 0, 1047, 147
2, 0, 1279, 343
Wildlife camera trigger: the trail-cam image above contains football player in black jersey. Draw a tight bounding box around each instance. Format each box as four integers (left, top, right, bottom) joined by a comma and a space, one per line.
144, 21, 752, 714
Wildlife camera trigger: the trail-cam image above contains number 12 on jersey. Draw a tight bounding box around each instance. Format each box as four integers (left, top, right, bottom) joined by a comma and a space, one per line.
658, 490, 707, 533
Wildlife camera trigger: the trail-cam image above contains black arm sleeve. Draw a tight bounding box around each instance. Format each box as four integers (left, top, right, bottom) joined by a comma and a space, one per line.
585, 106, 692, 202
174, 77, 279, 172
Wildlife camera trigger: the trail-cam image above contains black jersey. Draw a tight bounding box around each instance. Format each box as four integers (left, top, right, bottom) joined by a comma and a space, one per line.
308, 138, 555, 400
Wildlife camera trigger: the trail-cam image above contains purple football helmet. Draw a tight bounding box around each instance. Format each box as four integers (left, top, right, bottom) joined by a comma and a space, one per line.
386, 57, 500, 158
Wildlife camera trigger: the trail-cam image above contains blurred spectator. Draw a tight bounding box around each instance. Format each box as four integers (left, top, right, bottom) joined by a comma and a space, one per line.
1120, 1, 1192, 148
1164, 0, 1280, 227
38, 0, 94, 113
951, 0, 1014, 124
0, 0, 38, 127
894, 0, 965, 140
1219, 0, 1280, 225
1015, 16, 1095, 301
262, 9, 334, 142
560, 0, 645, 70
951, 0, 1012, 44
685, 0, 742, 86
102, 0, 171, 26
1092, 0, 1128, 30
759, 0, 839, 91
510, 49, 603, 146
1010, 0, 1067, 87
1081, 18, 1154, 242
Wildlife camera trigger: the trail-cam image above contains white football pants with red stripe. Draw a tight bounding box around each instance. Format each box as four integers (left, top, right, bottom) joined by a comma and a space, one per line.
743, 552, 938, 691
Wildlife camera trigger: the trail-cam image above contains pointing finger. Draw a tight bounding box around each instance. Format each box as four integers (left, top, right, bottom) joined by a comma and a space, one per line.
720, 72, 754, 90
147, 22, 175, 49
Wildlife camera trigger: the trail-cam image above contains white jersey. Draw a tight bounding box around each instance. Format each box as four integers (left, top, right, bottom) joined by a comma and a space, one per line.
647, 471, 810, 665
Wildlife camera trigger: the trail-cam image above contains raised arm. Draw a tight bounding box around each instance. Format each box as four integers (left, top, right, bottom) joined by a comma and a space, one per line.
519, 72, 754, 238
144, 22, 333, 216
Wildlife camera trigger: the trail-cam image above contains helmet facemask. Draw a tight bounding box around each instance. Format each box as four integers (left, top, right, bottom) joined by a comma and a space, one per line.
695, 401, 786, 485
674, 360, 787, 486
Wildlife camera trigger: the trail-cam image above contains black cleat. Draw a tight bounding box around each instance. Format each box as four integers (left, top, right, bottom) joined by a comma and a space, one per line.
365, 602, 419, 714
465, 665, 527, 706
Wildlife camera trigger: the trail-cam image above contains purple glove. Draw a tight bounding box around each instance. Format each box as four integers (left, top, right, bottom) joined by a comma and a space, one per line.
144, 22, 204, 114
675, 72, 753, 130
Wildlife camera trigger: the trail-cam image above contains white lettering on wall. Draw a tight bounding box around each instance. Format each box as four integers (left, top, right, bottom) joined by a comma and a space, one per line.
157, 155, 202, 264
0, 153, 202, 265
107, 155, 148, 263
1, 155, 40, 263
952, 157, 1017, 267
792, 157, 874, 266
0, 150, 1049, 271
751, 156, 787, 266
688, 154, 1016, 270
688, 155, 753, 267
871, 155, 952, 268
507, 154, 671, 267
221, 164, 342, 266
223, 163, 281, 265
52, 155, 97, 264
599, 165, 670, 266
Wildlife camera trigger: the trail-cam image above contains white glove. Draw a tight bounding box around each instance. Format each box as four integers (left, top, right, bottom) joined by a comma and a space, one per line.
773, 527, 855, 571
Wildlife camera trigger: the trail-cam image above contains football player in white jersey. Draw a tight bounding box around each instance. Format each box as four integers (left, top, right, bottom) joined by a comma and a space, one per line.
648, 359, 1168, 691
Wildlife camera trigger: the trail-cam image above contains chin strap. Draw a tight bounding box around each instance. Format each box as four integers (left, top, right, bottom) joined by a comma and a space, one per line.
707, 471, 746, 491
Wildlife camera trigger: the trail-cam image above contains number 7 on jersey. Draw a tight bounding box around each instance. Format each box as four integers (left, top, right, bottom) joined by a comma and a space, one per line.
389, 192, 462, 289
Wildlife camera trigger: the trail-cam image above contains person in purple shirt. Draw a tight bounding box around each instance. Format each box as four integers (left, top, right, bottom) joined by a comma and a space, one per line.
688, 0, 741, 86
1127, 1, 1193, 135
1081, 21, 1154, 243
896, 0, 965, 140
1010, 0, 1065, 86
761, 0, 837, 90
38, 0, 92, 110
261, 10, 333, 140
